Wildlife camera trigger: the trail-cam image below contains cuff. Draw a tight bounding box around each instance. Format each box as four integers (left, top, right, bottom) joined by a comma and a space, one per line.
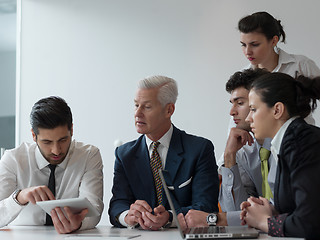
226, 211, 241, 226
119, 210, 138, 228
9, 191, 26, 211
267, 214, 287, 237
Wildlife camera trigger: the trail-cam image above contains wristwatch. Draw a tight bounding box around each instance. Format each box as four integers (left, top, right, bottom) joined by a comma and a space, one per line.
12, 189, 24, 206
206, 213, 218, 226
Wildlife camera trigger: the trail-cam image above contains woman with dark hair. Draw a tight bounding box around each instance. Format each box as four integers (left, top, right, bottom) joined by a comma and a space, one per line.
240, 72, 320, 238
238, 11, 320, 78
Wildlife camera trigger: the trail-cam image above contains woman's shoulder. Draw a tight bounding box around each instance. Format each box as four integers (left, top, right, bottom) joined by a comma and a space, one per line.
279, 48, 316, 64
281, 119, 320, 159
278, 48, 320, 77
286, 118, 320, 139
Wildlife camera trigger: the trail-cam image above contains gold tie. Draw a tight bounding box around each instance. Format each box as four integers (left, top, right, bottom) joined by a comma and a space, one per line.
150, 142, 163, 205
259, 147, 273, 200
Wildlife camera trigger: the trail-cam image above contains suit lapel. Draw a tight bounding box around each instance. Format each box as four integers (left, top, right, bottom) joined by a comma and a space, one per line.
162, 127, 183, 207
134, 136, 157, 207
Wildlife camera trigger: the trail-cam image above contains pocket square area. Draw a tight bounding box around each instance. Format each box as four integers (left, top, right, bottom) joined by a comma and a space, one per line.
178, 177, 193, 188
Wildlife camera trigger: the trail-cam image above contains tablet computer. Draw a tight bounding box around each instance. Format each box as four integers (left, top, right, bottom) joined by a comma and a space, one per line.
37, 197, 100, 217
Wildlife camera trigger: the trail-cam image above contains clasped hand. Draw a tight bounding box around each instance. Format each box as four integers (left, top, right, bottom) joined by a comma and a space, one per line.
125, 200, 169, 230
240, 196, 274, 233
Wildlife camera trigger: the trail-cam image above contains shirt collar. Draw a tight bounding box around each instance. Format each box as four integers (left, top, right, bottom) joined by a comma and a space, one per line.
271, 117, 298, 160
273, 48, 295, 72
146, 124, 173, 150
261, 138, 272, 151
35, 140, 75, 170
250, 131, 272, 150
247, 48, 295, 72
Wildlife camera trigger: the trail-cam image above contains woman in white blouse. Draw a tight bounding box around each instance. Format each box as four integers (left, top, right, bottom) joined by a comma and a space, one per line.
238, 11, 320, 78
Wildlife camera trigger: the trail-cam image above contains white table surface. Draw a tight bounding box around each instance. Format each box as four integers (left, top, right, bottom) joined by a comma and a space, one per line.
0, 225, 304, 240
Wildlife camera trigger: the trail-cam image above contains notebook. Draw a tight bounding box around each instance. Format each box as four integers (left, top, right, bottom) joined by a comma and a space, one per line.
159, 169, 259, 239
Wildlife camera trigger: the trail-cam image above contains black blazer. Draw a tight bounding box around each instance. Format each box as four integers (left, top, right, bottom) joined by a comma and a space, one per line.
108, 125, 219, 227
274, 118, 320, 238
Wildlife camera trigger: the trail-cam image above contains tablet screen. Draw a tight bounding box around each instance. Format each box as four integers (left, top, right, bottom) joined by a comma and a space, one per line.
37, 197, 100, 217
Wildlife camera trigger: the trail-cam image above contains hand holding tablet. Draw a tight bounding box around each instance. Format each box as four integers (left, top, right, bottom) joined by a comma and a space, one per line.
37, 197, 100, 217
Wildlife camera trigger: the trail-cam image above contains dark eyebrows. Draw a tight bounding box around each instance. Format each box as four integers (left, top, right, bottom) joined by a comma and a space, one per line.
59, 136, 69, 141
230, 96, 246, 103
39, 135, 69, 143
240, 40, 259, 45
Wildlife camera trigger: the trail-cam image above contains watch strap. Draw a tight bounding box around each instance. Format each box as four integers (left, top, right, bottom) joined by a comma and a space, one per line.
12, 189, 26, 206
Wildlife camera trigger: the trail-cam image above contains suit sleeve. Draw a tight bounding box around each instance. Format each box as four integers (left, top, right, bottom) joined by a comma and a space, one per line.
271, 128, 320, 238
108, 147, 135, 228
180, 139, 219, 214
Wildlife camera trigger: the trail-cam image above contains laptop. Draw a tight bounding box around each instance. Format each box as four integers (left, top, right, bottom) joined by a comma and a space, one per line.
159, 169, 259, 239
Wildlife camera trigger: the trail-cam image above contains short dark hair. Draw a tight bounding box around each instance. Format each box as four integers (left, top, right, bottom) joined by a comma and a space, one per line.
226, 68, 269, 93
251, 72, 320, 119
30, 96, 73, 135
238, 11, 286, 43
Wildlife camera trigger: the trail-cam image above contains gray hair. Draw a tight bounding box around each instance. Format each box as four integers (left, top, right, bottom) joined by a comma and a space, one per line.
137, 75, 178, 106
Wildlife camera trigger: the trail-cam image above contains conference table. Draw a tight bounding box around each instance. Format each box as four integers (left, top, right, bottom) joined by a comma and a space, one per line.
0, 225, 304, 240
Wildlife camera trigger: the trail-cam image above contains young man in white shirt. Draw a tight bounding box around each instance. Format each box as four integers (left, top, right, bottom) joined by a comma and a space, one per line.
0, 96, 103, 233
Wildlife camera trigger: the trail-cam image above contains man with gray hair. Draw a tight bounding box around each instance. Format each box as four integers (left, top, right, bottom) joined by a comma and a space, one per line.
109, 75, 219, 230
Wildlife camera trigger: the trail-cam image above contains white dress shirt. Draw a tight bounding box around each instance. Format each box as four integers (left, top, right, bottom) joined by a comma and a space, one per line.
256, 48, 320, 78
271, 117, 298, 163
118, 125, 174, 227
0, 140, 103, 230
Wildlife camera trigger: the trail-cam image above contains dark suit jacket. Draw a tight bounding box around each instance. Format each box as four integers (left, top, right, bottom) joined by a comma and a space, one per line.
273, 118, 320, 238
108, 126, 219, 227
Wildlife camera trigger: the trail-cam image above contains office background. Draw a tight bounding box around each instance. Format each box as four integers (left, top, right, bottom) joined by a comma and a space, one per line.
12, 0, 320, 225
0, 3, 16, 149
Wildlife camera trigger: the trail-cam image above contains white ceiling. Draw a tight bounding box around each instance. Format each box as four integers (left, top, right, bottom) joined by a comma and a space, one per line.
0, 0, 16, 52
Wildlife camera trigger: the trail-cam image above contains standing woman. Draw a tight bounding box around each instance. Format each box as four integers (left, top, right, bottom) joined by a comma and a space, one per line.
238, 11, 320, 77
240, 72, 320, 238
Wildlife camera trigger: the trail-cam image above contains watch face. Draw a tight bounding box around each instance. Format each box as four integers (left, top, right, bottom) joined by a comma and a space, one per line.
207, 213, 217, 224
208, 214, 217, 223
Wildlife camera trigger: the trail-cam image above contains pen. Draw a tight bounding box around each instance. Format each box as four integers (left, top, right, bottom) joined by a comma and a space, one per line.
128, 235, 141, 239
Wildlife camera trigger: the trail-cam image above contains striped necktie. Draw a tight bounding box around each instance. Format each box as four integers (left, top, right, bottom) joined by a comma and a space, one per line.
150, 141, 163, 205
259, 147, 273, 200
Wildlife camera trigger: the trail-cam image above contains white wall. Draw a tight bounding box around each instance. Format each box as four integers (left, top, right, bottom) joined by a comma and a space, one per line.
18, 0, 320, 225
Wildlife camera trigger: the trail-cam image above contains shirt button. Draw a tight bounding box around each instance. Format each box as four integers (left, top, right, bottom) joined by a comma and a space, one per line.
228, 174, 232, 178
